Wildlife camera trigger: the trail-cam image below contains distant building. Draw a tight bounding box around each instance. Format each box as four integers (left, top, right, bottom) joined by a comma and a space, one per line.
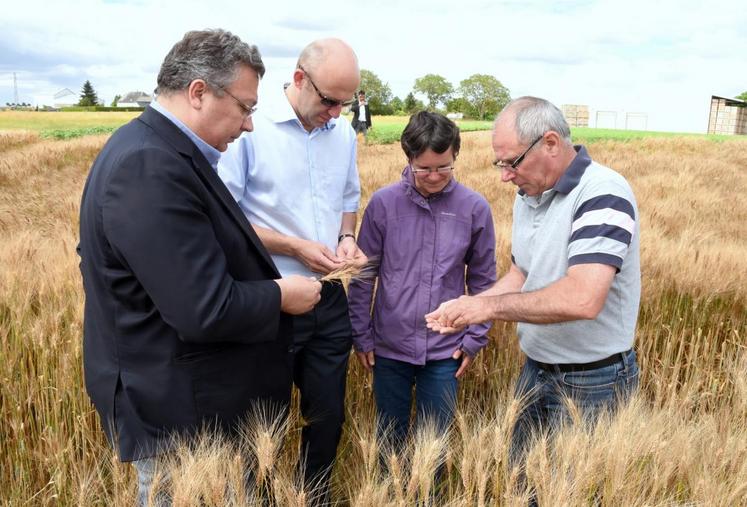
53, 88, 78, 108
117, 91, 153, 108
561, 104, 589, 127
708, 95, 747, 135
446, 112, 464, 120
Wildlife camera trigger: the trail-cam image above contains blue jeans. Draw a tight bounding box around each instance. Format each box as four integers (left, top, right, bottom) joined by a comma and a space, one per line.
510, 349, 639, 466
373, 356, 459, 450
133, 456, 171, 507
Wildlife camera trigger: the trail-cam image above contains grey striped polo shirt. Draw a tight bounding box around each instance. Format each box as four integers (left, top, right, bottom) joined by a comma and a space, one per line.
511, 145, 640, 364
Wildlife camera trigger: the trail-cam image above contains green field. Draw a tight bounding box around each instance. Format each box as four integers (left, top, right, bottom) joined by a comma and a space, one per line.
356, 115, 738, 144
0, 111, 139, 130
0, 111, 139, 140
0, 111, 739, 143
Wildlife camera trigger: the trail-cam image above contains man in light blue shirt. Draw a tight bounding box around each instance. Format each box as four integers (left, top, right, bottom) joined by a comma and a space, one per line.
218, 38, 365, 500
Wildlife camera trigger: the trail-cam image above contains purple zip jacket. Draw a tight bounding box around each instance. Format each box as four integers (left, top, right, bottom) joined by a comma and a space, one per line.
348, 166, 497, 365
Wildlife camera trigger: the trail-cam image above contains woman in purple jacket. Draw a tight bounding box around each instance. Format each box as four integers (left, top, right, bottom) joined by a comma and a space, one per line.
348, 111, 497, 451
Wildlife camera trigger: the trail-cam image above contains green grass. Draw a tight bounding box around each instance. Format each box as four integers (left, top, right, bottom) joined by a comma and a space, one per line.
2, 111, 741, 145
362, 117, 494, 144
0, 111, 138, 131
570, 127, 739, 143
40, 126, 119, 140
356, 115, 741, 145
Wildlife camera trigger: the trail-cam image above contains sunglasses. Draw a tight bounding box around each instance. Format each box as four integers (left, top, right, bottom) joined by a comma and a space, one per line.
298, 65, 356, 108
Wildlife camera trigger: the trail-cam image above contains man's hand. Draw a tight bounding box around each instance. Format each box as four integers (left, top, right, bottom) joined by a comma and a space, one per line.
275, 275, 322, 314
452, 348, 473, 378
355, 350, 375, 373
425, 295, 494, 334
291, 238, 344, 274
336, 236, 368, 268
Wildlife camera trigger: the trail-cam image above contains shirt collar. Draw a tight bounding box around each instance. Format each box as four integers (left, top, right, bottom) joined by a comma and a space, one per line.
265, 86, 337, 132
149, 99, 222, 170
553, 145, 592, 194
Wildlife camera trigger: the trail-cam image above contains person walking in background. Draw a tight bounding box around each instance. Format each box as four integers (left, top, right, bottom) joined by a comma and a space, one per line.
78, 29, 321, 506
350, 90, 372, 140
348, 111, 497, 456
218, 38, 366, 503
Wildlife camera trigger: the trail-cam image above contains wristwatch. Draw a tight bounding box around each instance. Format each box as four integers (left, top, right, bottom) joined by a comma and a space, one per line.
338, 233, 355, 242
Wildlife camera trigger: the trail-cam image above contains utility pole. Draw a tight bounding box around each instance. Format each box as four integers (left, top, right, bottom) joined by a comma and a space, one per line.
13, 72, 19, 108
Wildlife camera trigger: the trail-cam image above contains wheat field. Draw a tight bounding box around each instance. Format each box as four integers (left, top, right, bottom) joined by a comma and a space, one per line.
1, 128, 746, 506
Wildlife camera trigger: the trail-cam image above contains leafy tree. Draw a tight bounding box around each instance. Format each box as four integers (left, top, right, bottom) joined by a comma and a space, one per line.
78, 80, 99, 107
413, 74, 453, 111
389, 96, 405, 114
737, 91, 747, 101
111, 94, 122, 107
459, 74, 511, 120
359, 69, 393, 115
403, 92, 425, 114
446, 97, 472, 115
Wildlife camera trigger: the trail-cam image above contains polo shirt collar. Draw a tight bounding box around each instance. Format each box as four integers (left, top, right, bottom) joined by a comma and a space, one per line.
266, 87, 337, 131
553, 145, 592, 194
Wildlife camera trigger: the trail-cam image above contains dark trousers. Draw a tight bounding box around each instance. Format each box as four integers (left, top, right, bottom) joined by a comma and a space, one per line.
291, 282, 352, 500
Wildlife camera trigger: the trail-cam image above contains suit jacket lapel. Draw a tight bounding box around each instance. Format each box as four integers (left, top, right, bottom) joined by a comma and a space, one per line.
139, 108, 281, 278
193, 153, 281, 277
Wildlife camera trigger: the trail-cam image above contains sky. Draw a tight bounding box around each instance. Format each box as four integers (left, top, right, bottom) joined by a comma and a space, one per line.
1, 0, 745, 133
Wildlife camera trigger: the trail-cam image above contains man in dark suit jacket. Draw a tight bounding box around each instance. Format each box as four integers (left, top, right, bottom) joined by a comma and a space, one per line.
350, 90, 372, 138
78, 29, 321, 503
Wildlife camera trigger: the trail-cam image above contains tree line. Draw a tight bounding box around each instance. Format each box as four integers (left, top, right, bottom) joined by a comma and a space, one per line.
26, 80, 747, 118
359, 70, 511, 120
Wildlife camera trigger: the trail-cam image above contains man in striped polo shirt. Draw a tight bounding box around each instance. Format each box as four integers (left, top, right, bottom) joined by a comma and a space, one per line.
426, 96, 640, 460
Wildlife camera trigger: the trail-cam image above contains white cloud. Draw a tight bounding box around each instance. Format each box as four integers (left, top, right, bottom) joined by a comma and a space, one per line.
1, 0, 745, 132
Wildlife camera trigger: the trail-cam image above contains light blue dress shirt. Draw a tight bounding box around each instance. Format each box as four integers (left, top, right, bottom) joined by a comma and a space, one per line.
149, 100, 222, 170
217, 87, 361, 278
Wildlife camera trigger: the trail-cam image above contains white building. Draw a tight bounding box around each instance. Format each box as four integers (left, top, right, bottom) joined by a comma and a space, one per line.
117, 91, 152, 108
51, 88, 78, 108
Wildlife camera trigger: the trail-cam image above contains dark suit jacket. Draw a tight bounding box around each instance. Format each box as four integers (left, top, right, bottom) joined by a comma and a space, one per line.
350, 101, 372, 129
78, 106, 293, 462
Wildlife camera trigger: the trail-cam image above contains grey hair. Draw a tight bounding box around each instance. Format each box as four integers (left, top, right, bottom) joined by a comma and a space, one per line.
501, 96, 572, 145
156, 29, 265, 96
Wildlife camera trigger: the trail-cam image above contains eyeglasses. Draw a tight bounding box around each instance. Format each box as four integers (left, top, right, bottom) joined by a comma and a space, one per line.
298, 65, 356, 108
492, 135, 543, 172
411, 164, 454, 175
219, 87, 257, 120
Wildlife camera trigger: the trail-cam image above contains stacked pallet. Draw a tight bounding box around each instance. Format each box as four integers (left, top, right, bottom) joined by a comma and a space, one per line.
708, 97, 747, 135
561, 104, 589, 127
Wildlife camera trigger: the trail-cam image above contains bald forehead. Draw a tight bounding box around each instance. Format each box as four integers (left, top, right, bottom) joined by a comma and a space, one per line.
493, 112, 517, 144
299, 38, 358, 72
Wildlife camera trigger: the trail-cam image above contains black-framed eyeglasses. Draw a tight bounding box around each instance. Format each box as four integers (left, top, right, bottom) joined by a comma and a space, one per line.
219, 87, 257, 120
298, 65, 356, 108
493, 135, 543, 172
410, 164, 454, 175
